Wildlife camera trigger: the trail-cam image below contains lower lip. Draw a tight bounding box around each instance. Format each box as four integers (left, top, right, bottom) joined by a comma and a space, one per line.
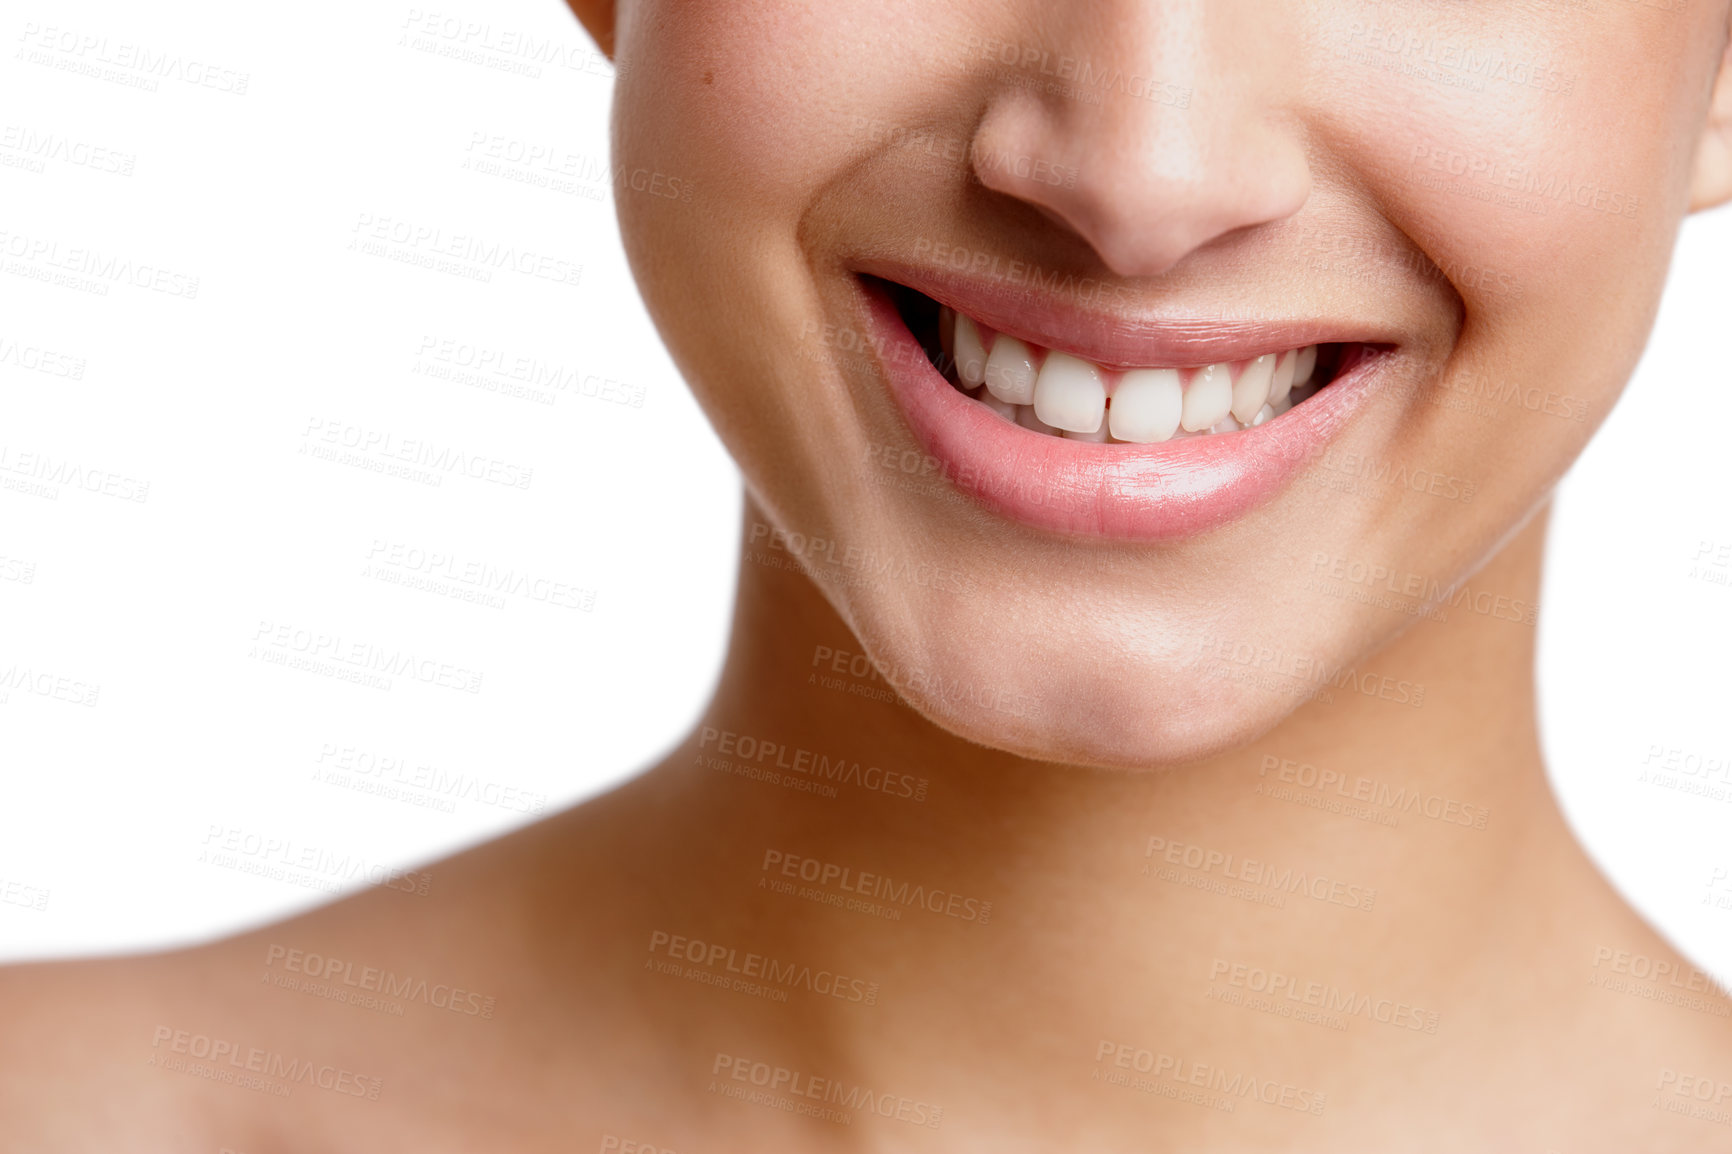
857, 280, 1388, 541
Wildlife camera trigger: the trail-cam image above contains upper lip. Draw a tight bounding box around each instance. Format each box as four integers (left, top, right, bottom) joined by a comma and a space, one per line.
853, 256, 1402, 369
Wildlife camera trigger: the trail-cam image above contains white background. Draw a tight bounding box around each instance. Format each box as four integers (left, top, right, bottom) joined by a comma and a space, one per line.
0, 0, 1729, 984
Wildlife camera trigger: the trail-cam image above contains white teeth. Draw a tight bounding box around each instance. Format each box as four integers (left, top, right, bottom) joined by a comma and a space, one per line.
1108, 368, 1182, 443
983, 335, 1038, 404
1269, 348, 1297, 405
1231, 354, 1275, 423
1181, 363, 1233, 432
1032, 352, 1107, 434
954, 313, 989, 387
939, 307, 1332, 444
1016, 403, 1061, 435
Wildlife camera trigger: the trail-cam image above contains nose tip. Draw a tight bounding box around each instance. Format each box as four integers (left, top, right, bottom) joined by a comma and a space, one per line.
966, 15, 1312, 280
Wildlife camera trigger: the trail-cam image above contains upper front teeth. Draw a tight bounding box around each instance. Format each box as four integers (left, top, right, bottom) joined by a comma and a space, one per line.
940, 307, 1322, 444
1181, 363, 1233, 432
1108, 368, 1181, 443
1033, 352, 1107, 433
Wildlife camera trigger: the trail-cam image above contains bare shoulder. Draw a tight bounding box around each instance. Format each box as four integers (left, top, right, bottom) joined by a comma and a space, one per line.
0, 950, 229, 1150
0, 791, 697, 1153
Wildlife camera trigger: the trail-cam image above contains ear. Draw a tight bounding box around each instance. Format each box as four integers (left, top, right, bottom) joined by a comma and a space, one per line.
1688, 24, 1732, 211
564, 0, 615, 59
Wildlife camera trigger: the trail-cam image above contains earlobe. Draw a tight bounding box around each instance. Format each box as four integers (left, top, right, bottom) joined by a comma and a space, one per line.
564, 0, 615, 59
1688, 34, 1732, 211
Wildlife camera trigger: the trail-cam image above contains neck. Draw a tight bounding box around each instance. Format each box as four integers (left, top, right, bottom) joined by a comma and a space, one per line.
637, 496, 1626, 1140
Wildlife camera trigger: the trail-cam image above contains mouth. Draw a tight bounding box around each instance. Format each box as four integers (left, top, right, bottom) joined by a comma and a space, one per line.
850, 263, 1400, 541
884, 280, 1356, 442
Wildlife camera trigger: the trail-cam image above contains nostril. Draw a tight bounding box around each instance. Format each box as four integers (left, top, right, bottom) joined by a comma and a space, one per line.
968, 64, 1313, 282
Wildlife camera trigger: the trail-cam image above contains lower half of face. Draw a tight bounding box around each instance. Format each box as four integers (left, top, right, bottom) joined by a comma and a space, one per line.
610, 0, 1727, 767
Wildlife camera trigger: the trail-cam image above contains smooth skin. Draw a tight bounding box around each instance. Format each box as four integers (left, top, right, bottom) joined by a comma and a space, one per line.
6, 2, 1732, 1150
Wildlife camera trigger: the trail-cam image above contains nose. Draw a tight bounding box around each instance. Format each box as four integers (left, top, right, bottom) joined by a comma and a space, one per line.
967, 2, 1312, 279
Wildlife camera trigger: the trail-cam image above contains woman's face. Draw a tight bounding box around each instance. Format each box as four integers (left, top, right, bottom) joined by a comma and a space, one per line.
608, 0, 1731, 767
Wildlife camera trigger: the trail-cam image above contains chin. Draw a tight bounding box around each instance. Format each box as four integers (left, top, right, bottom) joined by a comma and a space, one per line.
837, 597, 1325, 771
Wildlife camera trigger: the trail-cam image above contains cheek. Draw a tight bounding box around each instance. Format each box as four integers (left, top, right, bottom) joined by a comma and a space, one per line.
610, 0, 976, 491
1292, 5, 1719, 525
1314, 9, 1699, 377
618, 1, 920, 206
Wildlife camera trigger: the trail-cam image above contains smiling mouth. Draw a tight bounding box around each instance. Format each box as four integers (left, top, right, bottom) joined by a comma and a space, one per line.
883, 279, 1358, 443
852, 265, 1398, 539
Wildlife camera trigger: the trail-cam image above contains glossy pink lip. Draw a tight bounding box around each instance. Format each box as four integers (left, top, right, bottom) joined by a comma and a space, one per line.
852, 273, 1394, 541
